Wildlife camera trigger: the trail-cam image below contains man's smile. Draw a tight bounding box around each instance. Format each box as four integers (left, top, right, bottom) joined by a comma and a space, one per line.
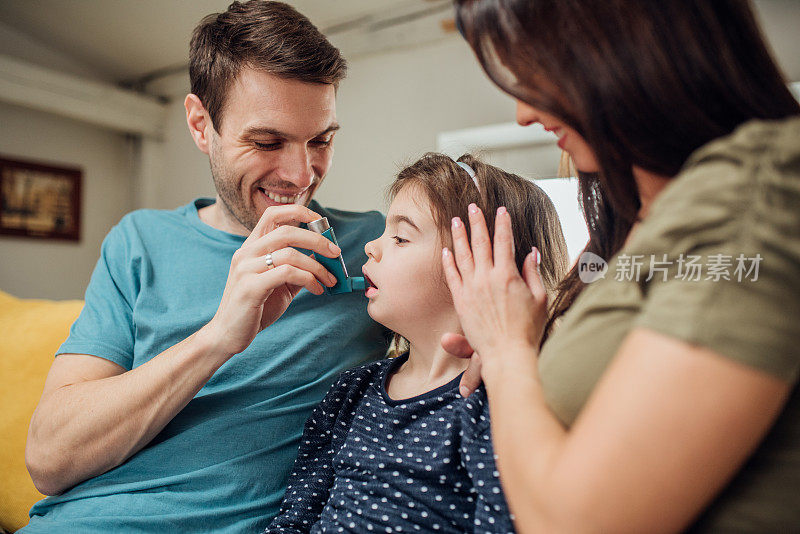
257, 187, 304, 204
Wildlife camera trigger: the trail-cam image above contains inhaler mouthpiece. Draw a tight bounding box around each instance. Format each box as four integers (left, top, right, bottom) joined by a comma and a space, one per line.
308, 217, 365, 295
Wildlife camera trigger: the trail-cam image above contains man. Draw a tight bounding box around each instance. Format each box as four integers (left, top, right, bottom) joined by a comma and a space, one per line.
21, 2, 388, 532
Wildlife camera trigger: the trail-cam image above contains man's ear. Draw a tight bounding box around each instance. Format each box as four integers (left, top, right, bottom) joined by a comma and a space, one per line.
185, 94, 213, 155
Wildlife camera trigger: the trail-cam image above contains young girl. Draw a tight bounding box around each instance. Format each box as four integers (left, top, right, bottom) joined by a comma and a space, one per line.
265, 153, 568, 533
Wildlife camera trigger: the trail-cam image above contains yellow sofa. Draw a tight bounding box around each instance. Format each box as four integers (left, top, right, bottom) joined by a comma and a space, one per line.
0, 290, 83, 533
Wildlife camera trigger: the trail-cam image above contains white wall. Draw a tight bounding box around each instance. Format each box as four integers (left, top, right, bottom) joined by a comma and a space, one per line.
0, 103, 133, 300
322, 37, 514, 212
136, 72, 216, 210
0, 20, 137, 300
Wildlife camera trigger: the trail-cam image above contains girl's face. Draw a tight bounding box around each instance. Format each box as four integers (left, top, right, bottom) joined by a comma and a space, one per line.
516, 99, 600, 173
362, 183, 454, 338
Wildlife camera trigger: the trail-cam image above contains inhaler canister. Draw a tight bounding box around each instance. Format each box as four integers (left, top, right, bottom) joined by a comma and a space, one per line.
308, 217, 366, 294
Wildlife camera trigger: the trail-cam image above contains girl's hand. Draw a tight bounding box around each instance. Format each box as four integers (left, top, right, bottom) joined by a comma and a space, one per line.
441, 204, 548, 380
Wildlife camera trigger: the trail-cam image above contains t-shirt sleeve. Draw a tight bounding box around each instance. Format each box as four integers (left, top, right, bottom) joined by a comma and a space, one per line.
631, 149, 800, 383
56, 222, 136, 369
459, 390, 517, 534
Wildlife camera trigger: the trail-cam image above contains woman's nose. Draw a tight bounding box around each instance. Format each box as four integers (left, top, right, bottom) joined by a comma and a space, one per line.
516, 99, 538, 127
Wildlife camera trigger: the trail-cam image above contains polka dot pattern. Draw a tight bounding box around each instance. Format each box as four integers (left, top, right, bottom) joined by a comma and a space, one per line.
265, 355, 515, 533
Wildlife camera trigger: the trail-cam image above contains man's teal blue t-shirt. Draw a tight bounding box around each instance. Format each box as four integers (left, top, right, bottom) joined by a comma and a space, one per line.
22, 199, 389, 533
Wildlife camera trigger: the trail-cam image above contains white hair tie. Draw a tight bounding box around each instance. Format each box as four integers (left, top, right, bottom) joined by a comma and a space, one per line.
455, 161, 479, 190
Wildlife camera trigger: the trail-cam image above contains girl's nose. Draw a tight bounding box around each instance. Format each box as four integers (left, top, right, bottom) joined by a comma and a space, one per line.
364, 238, 379, 260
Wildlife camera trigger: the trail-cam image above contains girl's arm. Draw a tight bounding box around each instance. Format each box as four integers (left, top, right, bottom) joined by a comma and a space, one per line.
264, 372, 357, 533
441, 205, 793, 534
458, 391, 517, 534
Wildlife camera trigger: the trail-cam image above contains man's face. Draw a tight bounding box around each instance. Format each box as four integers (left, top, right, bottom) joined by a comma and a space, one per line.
208, 68, 338, 231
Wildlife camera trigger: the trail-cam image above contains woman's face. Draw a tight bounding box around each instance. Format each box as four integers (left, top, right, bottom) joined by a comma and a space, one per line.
516, 100, 600, 173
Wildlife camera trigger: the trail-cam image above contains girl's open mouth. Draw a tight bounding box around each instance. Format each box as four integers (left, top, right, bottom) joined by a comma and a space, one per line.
365, 274, 377, 289
362, 271, 378, 298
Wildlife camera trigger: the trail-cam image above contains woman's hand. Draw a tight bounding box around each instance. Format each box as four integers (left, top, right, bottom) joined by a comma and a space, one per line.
440, 332, 482, 397
441, 204, 548, 385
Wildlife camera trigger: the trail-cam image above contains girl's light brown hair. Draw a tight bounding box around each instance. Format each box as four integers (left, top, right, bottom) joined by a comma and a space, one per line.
388, 152, 569, 345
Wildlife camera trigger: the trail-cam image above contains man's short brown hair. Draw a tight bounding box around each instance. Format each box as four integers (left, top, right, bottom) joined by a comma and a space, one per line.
189, 0, 347, 132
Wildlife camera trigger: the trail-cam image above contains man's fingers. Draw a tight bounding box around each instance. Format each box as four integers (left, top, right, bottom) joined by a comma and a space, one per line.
246, 204, 324, 243
250, 225, 341, 259
440, 332, 473, 359
246, 249, 337, 287
458, 352, 482, 398
257, 264, 325, 296
466, 203, 493, 268
287, 283, 305, 299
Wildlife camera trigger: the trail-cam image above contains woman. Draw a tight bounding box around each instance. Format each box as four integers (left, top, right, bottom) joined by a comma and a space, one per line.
441, 1, 800, 532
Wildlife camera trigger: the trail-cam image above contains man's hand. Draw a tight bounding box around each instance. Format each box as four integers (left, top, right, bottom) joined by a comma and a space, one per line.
204, 204, 342, 358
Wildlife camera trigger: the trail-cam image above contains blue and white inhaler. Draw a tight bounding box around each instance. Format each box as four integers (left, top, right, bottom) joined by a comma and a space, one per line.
308, 217, 366, 294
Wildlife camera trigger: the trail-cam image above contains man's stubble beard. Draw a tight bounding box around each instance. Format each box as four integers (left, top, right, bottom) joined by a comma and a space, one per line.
208, 135, 325, 233
209, 136, 259, 232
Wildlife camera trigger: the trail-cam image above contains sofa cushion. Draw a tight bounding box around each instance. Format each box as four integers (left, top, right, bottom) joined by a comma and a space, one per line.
0, 290, 82, 532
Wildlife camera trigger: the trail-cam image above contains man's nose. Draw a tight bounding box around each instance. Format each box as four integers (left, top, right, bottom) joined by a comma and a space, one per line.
276, 144, 315, 190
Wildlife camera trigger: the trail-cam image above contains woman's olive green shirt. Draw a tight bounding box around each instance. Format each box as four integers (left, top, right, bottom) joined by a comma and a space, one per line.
538, 116, 800, 532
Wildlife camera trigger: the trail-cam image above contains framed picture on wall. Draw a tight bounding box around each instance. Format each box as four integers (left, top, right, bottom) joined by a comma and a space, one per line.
0, 157, 82, 241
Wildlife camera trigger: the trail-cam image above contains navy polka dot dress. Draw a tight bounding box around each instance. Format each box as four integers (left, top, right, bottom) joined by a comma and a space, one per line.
265, 353, 516, 533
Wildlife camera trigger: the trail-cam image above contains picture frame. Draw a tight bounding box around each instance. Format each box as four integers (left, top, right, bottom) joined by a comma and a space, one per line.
0, 156, 82, 241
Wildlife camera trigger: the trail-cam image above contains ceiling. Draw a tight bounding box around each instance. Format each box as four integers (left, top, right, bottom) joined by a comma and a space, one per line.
0, 0, 432, 82
0, 0, 798, 84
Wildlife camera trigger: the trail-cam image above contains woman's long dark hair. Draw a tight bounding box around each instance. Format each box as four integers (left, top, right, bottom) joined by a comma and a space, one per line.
455, 0, 800, 330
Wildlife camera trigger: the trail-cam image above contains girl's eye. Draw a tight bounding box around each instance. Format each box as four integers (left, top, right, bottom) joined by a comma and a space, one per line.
391, 235, 408, 245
